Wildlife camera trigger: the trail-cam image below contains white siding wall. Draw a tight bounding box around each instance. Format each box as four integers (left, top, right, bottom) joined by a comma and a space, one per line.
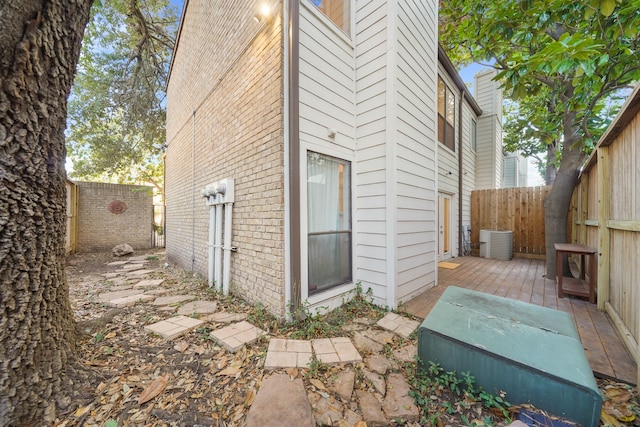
474, 69, 503, 189
393, 0, 438, 305
437, 68, 459, 257
461, 103, 478, 251
299, 2, 357, 309
355, 0, 389, 305
301, 0, 438, 309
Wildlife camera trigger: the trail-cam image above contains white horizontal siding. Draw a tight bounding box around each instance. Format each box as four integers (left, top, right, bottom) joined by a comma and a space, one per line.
461, 103, 478, 238
394, 0, 438, 305
475, 116, 499, 189
299, 3, 356, 151
355, 0, 388, 305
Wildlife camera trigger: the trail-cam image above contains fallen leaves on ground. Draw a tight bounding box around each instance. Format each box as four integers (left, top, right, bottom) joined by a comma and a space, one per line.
59, 251, 640, 427
601, 381, 638, 424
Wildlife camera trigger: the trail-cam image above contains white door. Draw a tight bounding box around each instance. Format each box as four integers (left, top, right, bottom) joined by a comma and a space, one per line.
438, 193, 452, 261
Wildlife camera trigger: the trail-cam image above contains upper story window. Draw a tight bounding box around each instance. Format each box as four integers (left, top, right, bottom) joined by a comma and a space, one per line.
309, 0, 350, 34
438, 77, 455, 152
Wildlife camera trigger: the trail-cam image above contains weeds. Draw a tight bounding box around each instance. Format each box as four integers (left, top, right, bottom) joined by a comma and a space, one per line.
282, 282, 386, 340
306, 357, 325, 379
409, 360, 512, 425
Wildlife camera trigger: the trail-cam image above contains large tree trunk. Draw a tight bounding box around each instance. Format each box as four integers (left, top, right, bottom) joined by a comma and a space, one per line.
544, 111, 587, 279
545, 141, 557, 185
0, 1, 92, 424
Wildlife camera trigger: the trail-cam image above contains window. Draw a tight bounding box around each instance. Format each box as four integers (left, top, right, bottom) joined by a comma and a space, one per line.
309, 0, 350, 34
307, 151, 352, 295
471, 119, 477, 152
438, 77, 455, 151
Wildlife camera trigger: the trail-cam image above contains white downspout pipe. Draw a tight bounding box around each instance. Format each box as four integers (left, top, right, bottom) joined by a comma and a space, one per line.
207, 196, 216, 288
222, 201, 233, 295
214, 202, 223, 290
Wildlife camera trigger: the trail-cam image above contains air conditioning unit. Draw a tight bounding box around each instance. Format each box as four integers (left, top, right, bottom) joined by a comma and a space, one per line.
479, 230, 513, 260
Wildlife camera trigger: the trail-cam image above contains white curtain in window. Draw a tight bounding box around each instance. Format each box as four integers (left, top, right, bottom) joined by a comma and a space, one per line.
308, 153, 340, 233
307, 152, 350, 294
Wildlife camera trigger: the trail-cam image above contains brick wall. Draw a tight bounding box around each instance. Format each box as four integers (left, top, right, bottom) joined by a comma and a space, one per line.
76, 181, 153, 253
166, 0, 286, 317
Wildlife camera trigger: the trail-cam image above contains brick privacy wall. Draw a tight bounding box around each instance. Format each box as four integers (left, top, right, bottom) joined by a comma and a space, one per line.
166, 0, 286, 317
76, 181, 153, 253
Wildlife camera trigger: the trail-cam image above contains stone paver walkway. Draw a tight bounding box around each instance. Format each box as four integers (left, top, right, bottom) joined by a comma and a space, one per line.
134, 278, 165, 289
376, 312, 419, 338
144, 315, 203, 339
107, 293, 154, 308
151, 294, 196, 306
92, 253, 429, 425
210, 321, 267, 352
245, 374, 314, 427
177, 300, 218, 316
264, 339, 313, 369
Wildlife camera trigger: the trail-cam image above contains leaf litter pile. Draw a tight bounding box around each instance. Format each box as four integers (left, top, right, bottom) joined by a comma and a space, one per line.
57, 251, 639, 426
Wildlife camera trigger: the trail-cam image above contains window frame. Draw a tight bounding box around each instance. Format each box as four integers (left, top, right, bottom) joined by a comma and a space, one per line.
438, 76, 456, 152
307, 0, 351, 36
304, 150, 353, 298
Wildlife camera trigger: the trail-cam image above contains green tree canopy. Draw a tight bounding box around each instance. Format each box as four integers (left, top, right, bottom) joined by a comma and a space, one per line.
66, 0, 178, 193
440, 0, 640, 276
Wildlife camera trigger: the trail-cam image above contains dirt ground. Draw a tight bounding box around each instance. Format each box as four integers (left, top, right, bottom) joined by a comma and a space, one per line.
55, 250, 639, 427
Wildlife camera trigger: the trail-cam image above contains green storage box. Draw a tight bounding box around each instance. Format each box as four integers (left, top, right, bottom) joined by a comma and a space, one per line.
418, 286, 602, 427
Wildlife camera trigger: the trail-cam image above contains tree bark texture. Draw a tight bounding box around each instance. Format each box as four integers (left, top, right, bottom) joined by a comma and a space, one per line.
544, 111, 587, 279
0, 1, 92, 424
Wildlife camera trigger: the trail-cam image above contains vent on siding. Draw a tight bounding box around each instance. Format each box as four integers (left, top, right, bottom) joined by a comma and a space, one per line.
479, 230, 513, 260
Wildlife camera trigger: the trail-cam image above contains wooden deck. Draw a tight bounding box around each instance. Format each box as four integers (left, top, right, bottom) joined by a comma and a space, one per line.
405, 256, 637, 385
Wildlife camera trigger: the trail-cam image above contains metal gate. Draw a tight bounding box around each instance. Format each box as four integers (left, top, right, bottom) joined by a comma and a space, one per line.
153, 204, 165, 248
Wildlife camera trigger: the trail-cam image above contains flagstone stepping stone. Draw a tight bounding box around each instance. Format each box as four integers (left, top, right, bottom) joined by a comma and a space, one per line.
203, 312, 247, 323
119, 264, 146, 271
392, 344, 417, 363
177, 300, 218, 316
129, 259, 148, 264
144, 315, 204, 339
264, 339, 312, 369
382, 373, 419, 422
352, 332, 384, 354
245, 373, 314, 427
97, 289, 141, 303
364, 329, 396, 346
366, 354, 395, 375
151, 294, 196, 306
101, 272, 122, 279
211, 321, 267, 353
356, 390, 387, 426
308, 391, 343, 426
143, 288, 169, 296
107, 261, 129, 266
376, 312, 419, 339
127, 255, 150, 261
126, 269, 156, 278
362, 369, 386, 396
107, 294, 155, 308
109, 284, 134, 291
328, 369, 355, 401
312, 337, 362, 364
134, 278, 165, 289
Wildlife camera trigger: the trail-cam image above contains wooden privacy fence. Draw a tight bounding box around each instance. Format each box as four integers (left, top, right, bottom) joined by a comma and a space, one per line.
570, 84, 640, 383
471, 186, 551, 258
